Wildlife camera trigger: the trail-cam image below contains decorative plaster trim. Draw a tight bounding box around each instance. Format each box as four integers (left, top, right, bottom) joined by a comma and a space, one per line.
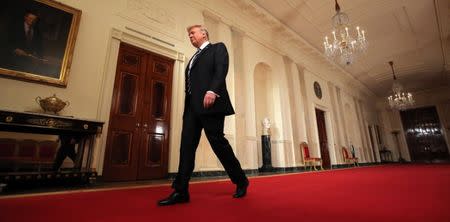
111, 27, 185, 61
271, 140, 292, 145
117, 0, 185, 42
246, 136, 258, 141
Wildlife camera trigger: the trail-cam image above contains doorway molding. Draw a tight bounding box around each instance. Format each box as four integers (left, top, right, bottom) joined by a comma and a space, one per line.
94, 27, 186, 175
312, 104, 337, 166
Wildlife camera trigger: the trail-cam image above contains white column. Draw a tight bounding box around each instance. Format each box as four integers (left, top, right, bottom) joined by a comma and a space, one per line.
298, 67, 313, 145
335, 87, 347, 163
327, 82, 342, 165
230, 25, 252, 168
281, 56, 297, 167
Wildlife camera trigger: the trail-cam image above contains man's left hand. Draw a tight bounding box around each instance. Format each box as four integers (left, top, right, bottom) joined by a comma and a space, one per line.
203, 92, 216, 108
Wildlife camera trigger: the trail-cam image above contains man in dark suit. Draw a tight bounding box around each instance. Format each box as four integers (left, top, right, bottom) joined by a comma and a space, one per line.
1, 10, 43, 74
158, 25, 249, 206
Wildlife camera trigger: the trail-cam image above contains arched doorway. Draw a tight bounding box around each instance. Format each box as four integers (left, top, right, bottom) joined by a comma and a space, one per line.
253, 63, 274, 167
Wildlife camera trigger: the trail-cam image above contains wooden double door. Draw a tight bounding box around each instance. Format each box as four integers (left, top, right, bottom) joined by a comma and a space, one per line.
103, 43, 174, 181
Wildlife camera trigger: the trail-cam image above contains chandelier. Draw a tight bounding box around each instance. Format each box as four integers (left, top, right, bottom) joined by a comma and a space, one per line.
387, 61, 415, 110
323, 0, 368, 65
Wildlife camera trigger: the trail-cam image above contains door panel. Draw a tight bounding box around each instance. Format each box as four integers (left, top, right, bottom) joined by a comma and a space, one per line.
147, 134, 164, 166
151, 82, 166, 119
117, 73, 138, 116
137, 133, 165, 178
119, 51, 142, 73
109, 131, 132, 165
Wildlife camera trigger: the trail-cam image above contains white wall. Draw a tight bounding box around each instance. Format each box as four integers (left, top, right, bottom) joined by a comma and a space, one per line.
0, 0, 382, 176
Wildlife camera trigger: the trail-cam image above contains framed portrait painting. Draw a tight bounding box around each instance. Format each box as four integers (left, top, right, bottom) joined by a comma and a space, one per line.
0, 0, 81, 87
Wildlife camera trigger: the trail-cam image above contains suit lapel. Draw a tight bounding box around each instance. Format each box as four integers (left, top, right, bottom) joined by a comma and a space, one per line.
190, 43, 211, 69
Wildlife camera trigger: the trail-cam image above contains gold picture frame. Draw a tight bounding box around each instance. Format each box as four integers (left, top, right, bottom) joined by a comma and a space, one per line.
0, 0, 81, 87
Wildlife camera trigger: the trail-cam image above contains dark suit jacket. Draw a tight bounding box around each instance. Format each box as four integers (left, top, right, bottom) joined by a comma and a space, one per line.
0, 21, 43, 72
184, 42, 235, 116
8, 22, 43, 56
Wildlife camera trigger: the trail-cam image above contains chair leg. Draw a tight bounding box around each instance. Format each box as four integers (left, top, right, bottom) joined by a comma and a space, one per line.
305, 162, 310, 171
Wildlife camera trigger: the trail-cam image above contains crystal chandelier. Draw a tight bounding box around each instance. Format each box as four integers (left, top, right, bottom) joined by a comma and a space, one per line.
387, 61, 415, 110
323, 0, 368, 65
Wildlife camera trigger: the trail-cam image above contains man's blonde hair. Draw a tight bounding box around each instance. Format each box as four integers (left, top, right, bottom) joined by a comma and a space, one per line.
186, 24, 209, 40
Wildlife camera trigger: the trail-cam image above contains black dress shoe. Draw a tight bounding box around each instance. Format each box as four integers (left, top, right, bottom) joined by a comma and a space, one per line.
233, 181, 249, 198
158, 191, 190, 206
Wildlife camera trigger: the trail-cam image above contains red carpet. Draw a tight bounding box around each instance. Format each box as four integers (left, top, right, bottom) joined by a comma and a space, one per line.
1, 164, 449, 222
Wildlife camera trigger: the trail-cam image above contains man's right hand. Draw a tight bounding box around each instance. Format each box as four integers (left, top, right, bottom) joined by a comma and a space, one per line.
203, 92, 217, 109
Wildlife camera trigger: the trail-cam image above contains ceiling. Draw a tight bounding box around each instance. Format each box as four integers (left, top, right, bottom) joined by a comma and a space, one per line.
251, 0, 450, 97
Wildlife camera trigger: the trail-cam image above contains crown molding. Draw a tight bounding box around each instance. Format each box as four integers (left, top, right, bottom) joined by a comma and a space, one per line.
190, 0, 376, 100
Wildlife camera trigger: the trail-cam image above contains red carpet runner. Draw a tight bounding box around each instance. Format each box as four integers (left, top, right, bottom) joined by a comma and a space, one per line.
0, 164, 449, 222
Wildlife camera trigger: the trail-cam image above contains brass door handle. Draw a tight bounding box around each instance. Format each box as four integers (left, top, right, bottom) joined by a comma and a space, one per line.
143, 123, 148, 128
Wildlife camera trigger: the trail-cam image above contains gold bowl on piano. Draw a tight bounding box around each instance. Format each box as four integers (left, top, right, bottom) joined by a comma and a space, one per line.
35, 94, 70, 114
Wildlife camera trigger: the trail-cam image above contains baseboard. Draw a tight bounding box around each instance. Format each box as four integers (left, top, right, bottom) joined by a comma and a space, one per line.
167, 164, 380, 179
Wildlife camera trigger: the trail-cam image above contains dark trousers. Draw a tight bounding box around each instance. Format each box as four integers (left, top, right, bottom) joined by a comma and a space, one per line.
172, 97, 248, 192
